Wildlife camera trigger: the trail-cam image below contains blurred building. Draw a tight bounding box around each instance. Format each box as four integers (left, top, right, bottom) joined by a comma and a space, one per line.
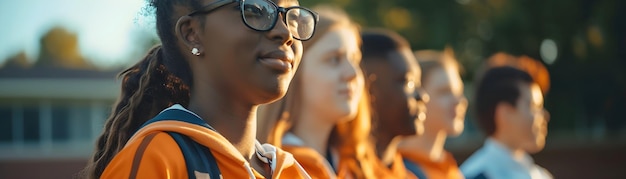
0, 66, 118, 179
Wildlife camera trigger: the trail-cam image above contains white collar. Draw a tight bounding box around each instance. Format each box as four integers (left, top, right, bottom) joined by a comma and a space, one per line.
282, 132, 306, 146
163, 104, 204, 119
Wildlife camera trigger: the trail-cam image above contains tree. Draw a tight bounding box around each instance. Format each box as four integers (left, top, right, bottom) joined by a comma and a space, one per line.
35, 26, 94, 69
300, 0, 626, 135
2, 51, 32, 68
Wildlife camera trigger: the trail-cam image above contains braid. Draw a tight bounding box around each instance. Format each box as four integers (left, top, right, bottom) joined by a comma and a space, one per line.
122, 45, 163, 138
83, 46, 161, 178
81, 0, 203, 178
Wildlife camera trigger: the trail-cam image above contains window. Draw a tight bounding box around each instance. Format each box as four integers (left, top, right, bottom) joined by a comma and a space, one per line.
0, 107, 12, 142
23, 106, 40, 142
71, 105, 92, 141
52, 106, 70, 142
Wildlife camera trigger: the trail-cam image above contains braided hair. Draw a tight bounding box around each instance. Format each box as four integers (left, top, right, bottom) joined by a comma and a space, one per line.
82, 0, 205, 178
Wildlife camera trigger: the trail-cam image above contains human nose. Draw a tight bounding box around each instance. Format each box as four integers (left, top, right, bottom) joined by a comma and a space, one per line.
266, 13, 294, 46
341, 60, 358, 82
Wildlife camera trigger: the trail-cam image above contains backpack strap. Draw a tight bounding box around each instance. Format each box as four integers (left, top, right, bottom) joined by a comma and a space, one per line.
140, 108, 221, 179
325, 147, 338, 173
169, 132, 221, 179
403, 158, 428, 179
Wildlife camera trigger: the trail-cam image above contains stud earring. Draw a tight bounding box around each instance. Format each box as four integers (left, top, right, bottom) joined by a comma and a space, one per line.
191, 48, 200, 56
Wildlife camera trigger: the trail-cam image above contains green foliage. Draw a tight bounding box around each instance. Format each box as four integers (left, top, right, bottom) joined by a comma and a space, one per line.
301, 0, 626, 135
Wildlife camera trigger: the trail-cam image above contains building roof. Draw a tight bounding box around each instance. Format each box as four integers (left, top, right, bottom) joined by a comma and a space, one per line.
0, 66, 119, 79
0, 66, 121, 100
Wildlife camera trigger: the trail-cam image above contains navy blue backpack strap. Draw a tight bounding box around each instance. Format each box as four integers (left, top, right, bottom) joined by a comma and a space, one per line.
325, 147, 337, 173
140, 108, 221, 179
403, 158, 428, 179
168, 132, 221, 179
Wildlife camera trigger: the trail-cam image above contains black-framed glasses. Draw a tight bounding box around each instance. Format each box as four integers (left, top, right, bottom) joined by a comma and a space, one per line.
187, 0, 318, 41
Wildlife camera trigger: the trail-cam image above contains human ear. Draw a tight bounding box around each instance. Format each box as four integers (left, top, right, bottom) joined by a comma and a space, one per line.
175, 16, 204, 56
494, 102, 514, 126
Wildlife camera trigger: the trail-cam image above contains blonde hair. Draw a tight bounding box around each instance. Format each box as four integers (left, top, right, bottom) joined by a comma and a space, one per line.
257, 5, 376, 179
414, 46, 463, 85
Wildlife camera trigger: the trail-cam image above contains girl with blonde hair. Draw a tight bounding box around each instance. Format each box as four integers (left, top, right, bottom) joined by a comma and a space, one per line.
258, 5, 376, 179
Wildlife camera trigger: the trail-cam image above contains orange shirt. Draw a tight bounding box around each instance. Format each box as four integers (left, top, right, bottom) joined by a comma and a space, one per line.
372, 153, 419, 179
282, 145, 337, 179
400, 150, 464, 179
101, 106, 310, 179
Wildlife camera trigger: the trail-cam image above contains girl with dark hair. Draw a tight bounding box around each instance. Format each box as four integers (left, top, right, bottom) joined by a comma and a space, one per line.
82, 0, 317, 178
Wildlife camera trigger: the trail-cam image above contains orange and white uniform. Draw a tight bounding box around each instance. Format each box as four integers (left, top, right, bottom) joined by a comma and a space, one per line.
281, 133, 337, 179
400, 149, 464, 179
372, 153, 419, 179
101, 104, 311, 179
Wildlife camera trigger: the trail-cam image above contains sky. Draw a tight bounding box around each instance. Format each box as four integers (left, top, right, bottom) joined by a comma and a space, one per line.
0, 0, 155, 67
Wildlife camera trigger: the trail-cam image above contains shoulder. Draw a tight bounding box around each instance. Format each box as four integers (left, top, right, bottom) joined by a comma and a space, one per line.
127, 132, 183, 159
533, 164, 554, 179
101, 132, 187, 179
460, 147, 492, 178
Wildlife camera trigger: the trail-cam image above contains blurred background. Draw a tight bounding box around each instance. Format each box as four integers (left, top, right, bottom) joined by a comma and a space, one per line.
0, 0, 624, 178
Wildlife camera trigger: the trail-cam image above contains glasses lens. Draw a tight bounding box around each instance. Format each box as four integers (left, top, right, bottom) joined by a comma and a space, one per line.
286, 8, 315, 40
241, 0, 317, 41
241, 0, 277, 31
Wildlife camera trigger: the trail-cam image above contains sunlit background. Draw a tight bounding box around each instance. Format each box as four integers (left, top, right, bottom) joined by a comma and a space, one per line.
0, 0, 154, 68
0, 0, 624, 178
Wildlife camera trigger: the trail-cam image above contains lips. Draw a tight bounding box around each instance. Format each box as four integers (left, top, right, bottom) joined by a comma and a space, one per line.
413, 102, 427, 123
417, 111, 426, 123
338, 88, 353, 98
259, 50, 294, 73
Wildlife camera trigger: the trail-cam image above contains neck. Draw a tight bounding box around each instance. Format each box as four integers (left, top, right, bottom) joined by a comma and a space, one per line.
402, 129, 448, 162
491, 135, 526, 161
188, 86, 258, 161
374, 129, 402, 166
291, 111, 335, 156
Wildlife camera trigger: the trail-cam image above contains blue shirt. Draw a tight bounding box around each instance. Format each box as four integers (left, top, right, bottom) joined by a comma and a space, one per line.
460, 138, 552, 179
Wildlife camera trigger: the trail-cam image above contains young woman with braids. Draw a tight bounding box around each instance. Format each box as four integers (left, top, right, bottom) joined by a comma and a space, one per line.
257, 6, 377, 179
82, 0, 318, 178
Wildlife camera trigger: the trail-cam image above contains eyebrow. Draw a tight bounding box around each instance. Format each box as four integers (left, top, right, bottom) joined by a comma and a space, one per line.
275, 0, 299, 6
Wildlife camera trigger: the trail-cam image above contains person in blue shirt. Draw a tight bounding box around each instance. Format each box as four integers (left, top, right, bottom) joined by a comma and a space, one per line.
461, 65, 552, 179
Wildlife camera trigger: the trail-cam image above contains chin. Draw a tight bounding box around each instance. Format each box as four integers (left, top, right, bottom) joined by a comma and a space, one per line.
449, 121, 465, 136
448, 128, 463, 137
266, 91, 288, 104
334, 106, 357, 122
256, 83, 289, 104
525, 139, 546, 154
526, 144, 545, 154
